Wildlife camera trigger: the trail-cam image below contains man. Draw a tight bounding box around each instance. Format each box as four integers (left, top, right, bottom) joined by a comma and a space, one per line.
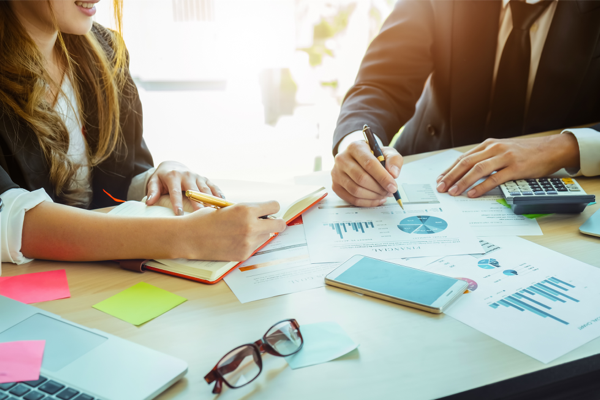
331, 0, 600, 207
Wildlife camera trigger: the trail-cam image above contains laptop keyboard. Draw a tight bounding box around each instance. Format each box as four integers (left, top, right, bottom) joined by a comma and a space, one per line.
0, 376, 99, 400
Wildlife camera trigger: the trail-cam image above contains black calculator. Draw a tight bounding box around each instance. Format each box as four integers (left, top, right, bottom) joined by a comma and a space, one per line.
499, 177, 595, 215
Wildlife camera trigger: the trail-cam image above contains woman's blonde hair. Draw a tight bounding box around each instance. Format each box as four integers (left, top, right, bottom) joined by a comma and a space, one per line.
0, 1, 128, 206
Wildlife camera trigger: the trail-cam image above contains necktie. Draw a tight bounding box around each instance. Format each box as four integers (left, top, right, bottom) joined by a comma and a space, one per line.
486, 0, 551, 138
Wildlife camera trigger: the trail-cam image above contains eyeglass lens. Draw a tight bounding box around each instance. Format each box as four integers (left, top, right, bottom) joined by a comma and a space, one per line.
217, 345, 261, 388
265, 320, 302, 356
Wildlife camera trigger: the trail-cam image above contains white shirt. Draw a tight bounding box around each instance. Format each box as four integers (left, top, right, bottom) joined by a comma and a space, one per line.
1, 79, 154, 264
338, 0, 600, 177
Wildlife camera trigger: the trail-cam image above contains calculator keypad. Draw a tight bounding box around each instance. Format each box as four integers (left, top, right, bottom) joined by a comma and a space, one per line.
501, 178, 582, 197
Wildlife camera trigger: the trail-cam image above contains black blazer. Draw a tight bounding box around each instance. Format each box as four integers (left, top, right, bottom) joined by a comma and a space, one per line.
0, 23, 153, 209
333, 0, 600, 155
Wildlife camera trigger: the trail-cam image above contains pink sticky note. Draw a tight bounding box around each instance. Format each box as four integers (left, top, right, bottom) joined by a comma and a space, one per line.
0, 270, 70, 304
0, 340, 45, 384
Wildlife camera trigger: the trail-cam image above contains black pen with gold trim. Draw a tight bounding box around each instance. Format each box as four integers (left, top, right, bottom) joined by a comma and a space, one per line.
362, 124, 404, 210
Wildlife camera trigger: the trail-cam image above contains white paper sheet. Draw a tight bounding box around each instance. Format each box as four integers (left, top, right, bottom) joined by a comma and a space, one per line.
224, 225, 338, 303
399, 151, 543, 236
224, 222, 439, 303
303, 196, 483, 263
420, 236, 600, 363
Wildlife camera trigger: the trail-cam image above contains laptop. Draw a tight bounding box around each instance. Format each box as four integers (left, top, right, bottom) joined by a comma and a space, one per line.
0, 295, 187, 400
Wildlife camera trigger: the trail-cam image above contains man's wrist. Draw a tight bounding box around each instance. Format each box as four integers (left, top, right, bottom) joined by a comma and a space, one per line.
553, 133, 580, 170
337, 130, 384, 155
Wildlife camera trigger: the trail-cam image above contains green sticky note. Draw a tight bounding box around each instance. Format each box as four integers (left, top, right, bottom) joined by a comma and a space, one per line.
93, 282, 186, 326
495, 199, 551, 219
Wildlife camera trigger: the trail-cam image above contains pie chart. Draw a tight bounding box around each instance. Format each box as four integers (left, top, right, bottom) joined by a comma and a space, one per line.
397, 216, 448, 234
478, 258, 501, 269
503, 270, 518, 276
456, 277, 478, 291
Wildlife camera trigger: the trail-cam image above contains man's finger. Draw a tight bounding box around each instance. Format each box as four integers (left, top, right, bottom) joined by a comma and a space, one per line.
332, 182, 387, 208
335, 170, 388, 200
437, 141, 491, 181
437, 147, 497, 193
467, 168, 514, 198
342, 157, 390, 196
381, 147, 403, 179
351, 145, 398, 194
446, 156, 507, 196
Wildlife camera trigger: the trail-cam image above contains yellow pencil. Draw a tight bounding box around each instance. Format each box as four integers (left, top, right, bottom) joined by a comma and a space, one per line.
185, 190, 234, 208
185, 190, 274, 219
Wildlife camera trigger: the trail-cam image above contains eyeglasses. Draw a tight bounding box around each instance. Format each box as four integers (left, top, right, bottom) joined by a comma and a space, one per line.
204, 319, 304, 394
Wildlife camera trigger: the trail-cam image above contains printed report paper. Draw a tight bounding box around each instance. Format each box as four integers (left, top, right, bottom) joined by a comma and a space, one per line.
224, 225, 339, 303
302, 196, 483, 263
420, 236, 600, 363
399, 150, 543, 236
224, 222, 434, 303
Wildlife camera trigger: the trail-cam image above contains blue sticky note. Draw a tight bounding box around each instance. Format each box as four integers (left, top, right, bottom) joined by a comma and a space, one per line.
285, 321, 358, 369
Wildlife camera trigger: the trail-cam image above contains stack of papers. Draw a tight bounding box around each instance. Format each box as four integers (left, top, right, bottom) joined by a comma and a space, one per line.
224, 150, 600, 364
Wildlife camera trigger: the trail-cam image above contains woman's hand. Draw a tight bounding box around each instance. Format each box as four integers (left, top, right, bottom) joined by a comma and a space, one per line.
146, 161, 224, 215
436, 134, 581, 198
179, 201, 287, 261
331, 140, 403, 207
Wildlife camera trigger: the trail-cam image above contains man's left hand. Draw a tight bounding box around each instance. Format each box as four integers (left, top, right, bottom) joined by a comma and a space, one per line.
436, 134, 580, 198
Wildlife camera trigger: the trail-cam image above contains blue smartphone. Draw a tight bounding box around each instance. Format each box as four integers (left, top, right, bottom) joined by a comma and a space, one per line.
325, 255, 467, 314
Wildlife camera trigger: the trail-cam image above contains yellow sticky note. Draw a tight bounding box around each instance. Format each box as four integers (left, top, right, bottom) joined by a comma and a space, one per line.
93, 282, 187, 326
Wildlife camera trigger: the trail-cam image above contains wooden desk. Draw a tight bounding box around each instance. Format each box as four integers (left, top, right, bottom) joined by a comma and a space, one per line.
2, 131, 600, 400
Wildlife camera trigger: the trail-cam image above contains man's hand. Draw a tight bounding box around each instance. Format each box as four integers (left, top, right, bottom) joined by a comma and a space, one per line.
436, 134, 581, 198
332, 140, 403, 207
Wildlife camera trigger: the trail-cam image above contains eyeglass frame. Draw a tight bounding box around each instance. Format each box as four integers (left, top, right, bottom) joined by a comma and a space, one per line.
204, 318, 304, 394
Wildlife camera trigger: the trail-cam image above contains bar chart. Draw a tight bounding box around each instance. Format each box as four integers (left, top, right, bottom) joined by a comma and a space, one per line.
489, 277, 578, 325
325, 222, 375, 240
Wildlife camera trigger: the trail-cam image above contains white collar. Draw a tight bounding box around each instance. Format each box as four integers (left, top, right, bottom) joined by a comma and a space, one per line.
502, 0, 550, 8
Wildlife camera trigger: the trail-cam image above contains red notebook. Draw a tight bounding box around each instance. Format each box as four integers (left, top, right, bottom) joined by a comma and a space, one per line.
109, 180, 327, 284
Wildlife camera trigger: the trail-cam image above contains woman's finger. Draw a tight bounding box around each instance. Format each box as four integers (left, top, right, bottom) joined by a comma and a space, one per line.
205, 179, 225, 199
146, 175, 162, 205
195, 177, 212, 195
181, 177, 204, 211
163, 175, 184, 216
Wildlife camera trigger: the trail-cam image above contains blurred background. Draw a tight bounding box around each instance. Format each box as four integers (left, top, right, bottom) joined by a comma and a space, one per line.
95, 0, 395, 183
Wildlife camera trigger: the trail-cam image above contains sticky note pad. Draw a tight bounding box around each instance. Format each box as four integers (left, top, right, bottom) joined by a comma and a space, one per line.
93, 282, 187, 326
285, 321, 358, 369
0, 340, 45, 384
0, 270, 70, 304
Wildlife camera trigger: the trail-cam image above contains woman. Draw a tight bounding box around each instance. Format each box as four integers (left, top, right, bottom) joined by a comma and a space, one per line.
0, 0, 286, 264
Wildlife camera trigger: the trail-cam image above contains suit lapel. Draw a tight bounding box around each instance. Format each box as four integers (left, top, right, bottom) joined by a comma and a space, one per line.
449, 0, 502, 146
0, 113, 55, 198
526, 0, 600, 132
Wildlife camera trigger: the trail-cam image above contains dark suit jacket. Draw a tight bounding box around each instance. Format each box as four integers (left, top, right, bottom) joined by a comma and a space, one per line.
0, 23, 153, 209
333, 0, 600, 156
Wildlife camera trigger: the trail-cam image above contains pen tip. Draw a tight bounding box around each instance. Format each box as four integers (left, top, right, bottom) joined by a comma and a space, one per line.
397, 199, 404, 210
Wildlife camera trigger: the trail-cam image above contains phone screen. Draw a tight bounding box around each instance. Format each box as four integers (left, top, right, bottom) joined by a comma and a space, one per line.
333, 256, 461, 307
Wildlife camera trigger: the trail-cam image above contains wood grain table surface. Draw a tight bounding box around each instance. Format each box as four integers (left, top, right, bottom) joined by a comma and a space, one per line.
2, 129, 599, 400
